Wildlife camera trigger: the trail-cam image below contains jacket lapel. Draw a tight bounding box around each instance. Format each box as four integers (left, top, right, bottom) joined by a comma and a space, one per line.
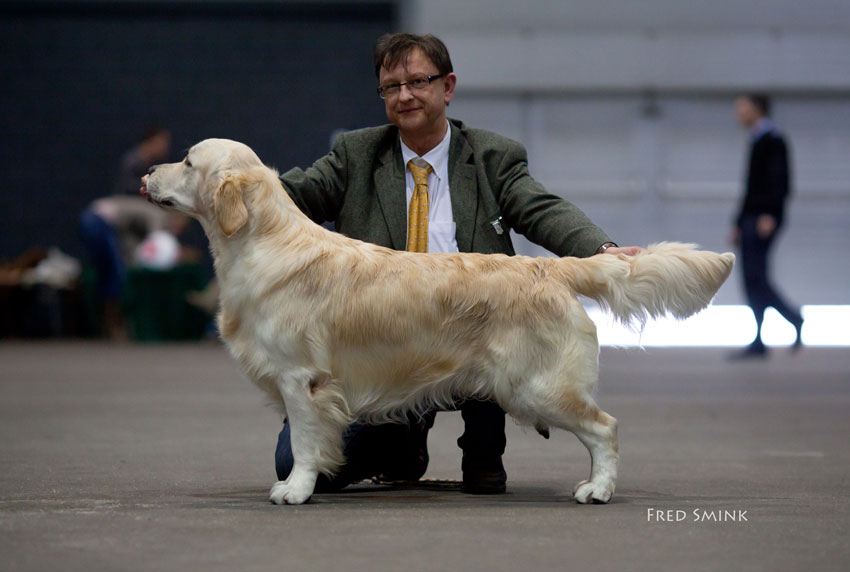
374, 138, 408, 250
448, 122, 478, 253
374, 122, 479, 252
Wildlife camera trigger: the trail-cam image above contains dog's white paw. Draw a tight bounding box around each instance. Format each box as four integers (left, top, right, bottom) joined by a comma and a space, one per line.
573, 479, 615, 504
269, 479, 313, 505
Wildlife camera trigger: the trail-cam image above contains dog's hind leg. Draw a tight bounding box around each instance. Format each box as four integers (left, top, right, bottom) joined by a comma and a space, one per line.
269, 373, 350, 505
565, 404, 619, 504
526, 381, 618, 503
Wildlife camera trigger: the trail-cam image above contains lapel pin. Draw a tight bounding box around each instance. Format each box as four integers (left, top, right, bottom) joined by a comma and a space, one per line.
491, 217, 505, 235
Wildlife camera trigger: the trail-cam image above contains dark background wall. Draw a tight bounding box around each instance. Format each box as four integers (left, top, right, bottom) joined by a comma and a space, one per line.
0, 1, 395, 261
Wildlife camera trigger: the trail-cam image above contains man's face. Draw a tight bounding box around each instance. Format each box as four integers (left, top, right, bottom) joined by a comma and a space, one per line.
146, 132, 172, 162
378, 48, 456, 137
735, 97, 761, 128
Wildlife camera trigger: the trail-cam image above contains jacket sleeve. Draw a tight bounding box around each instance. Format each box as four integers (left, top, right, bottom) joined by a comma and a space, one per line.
765, 136, 790, 220
735, 134, 792, 227
278, 134, 349, 224
491, 138, 613, 258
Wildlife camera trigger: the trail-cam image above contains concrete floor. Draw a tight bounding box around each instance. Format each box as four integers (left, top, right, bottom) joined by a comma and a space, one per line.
1, 341, 848, 571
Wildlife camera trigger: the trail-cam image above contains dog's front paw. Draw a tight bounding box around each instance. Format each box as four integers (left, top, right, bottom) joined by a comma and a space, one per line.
269, 480, 313, 505
573, 479, 615, 504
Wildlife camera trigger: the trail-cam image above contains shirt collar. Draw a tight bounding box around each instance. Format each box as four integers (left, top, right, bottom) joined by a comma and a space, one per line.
400, 122, 451, 181
750, 117, 775, 141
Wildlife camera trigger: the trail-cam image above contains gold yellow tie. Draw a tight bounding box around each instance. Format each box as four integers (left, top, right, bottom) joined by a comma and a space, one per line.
406, 159, 433, 253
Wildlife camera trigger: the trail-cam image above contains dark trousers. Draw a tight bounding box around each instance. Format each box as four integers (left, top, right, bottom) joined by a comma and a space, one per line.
79, 209, 125, 299
739, 215, 802, 345
275, 399, 506, 490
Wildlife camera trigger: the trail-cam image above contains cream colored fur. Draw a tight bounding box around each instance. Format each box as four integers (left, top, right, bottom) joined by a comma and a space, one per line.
144, 138, 735, 505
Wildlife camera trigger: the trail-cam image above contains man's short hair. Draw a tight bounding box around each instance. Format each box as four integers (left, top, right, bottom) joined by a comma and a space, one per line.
138, 124, 170, 144
744, 93, 771, 117
373, 33, 453, 78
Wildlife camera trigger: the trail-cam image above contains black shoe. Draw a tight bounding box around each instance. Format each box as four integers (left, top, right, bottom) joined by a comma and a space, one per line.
727, 343, 768, 361
791, 319, 804, 353
461, 455, 507, 494
378, 411, 434, 482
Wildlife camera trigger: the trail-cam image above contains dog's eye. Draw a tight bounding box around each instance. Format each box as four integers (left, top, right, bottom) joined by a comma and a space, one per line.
184, 157, 193, 168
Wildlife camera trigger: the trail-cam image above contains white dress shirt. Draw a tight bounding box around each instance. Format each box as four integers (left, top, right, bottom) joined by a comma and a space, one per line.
400, 123, 458, 254
751, 117, 777, 142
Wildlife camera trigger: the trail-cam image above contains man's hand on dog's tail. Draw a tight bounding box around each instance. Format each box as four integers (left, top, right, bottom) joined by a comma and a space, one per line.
602, 245, 643, 257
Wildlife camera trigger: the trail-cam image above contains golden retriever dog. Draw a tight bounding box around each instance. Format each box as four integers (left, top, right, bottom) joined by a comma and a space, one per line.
141, 138, 734, 505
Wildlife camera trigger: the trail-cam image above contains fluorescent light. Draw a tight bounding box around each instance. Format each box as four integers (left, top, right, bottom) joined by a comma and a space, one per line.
587, 305, 850, 347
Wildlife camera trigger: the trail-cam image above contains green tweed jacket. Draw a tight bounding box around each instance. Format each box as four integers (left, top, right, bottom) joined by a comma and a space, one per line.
280, 118, 612, 258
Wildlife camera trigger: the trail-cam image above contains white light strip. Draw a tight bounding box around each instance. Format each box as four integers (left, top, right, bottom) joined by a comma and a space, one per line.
587, 305, 850, 347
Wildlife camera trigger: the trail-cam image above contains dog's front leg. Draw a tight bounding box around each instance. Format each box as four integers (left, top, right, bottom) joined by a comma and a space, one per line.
269, 373, 347, 505
269, 381, 320, 505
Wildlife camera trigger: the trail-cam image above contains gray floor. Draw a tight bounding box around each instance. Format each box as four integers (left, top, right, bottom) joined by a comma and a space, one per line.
1, 341, 848, 571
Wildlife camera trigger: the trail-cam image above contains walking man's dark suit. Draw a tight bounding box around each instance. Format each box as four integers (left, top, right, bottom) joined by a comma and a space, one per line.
274, 118, 614, 491
733, 113, 803, 357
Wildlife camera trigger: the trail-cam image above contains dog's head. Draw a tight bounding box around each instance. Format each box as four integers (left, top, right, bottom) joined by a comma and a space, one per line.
142, 138, 264, 238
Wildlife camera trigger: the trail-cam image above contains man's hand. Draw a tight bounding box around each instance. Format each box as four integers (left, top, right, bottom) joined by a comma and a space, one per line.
604, 246, 643, 256
728, 227, 740, 246
756, 214, 777, 239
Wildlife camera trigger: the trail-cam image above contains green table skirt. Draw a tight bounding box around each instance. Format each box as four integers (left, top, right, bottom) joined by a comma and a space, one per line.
123, 264, 211, 342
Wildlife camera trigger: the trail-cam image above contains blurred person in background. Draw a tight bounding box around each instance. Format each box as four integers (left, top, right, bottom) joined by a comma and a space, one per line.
729, 94, 803, 359
79, 198, 189, 340
80, 124, 190, 339
273, 33, 641, 495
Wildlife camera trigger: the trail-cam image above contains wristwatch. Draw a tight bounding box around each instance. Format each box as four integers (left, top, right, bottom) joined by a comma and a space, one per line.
595, 242, 618, 254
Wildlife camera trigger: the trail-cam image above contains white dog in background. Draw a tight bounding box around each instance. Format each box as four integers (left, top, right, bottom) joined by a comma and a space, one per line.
142, 138, 735, 505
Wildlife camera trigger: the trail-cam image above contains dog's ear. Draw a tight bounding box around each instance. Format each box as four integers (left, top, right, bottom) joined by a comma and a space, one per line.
214, 174, 249, 237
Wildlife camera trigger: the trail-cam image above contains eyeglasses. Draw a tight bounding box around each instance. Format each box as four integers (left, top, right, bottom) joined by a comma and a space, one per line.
377, 74, 445, 99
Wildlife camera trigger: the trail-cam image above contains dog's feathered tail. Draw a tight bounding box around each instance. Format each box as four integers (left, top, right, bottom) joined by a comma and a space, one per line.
560, 242, 735, 328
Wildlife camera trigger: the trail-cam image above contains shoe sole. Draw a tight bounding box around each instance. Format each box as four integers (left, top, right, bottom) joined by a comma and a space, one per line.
461, 483, 507, 495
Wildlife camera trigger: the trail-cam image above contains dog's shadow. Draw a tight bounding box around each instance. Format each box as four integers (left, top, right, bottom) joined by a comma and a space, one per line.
316, 484, 571, 506
193, 480, 639, 508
